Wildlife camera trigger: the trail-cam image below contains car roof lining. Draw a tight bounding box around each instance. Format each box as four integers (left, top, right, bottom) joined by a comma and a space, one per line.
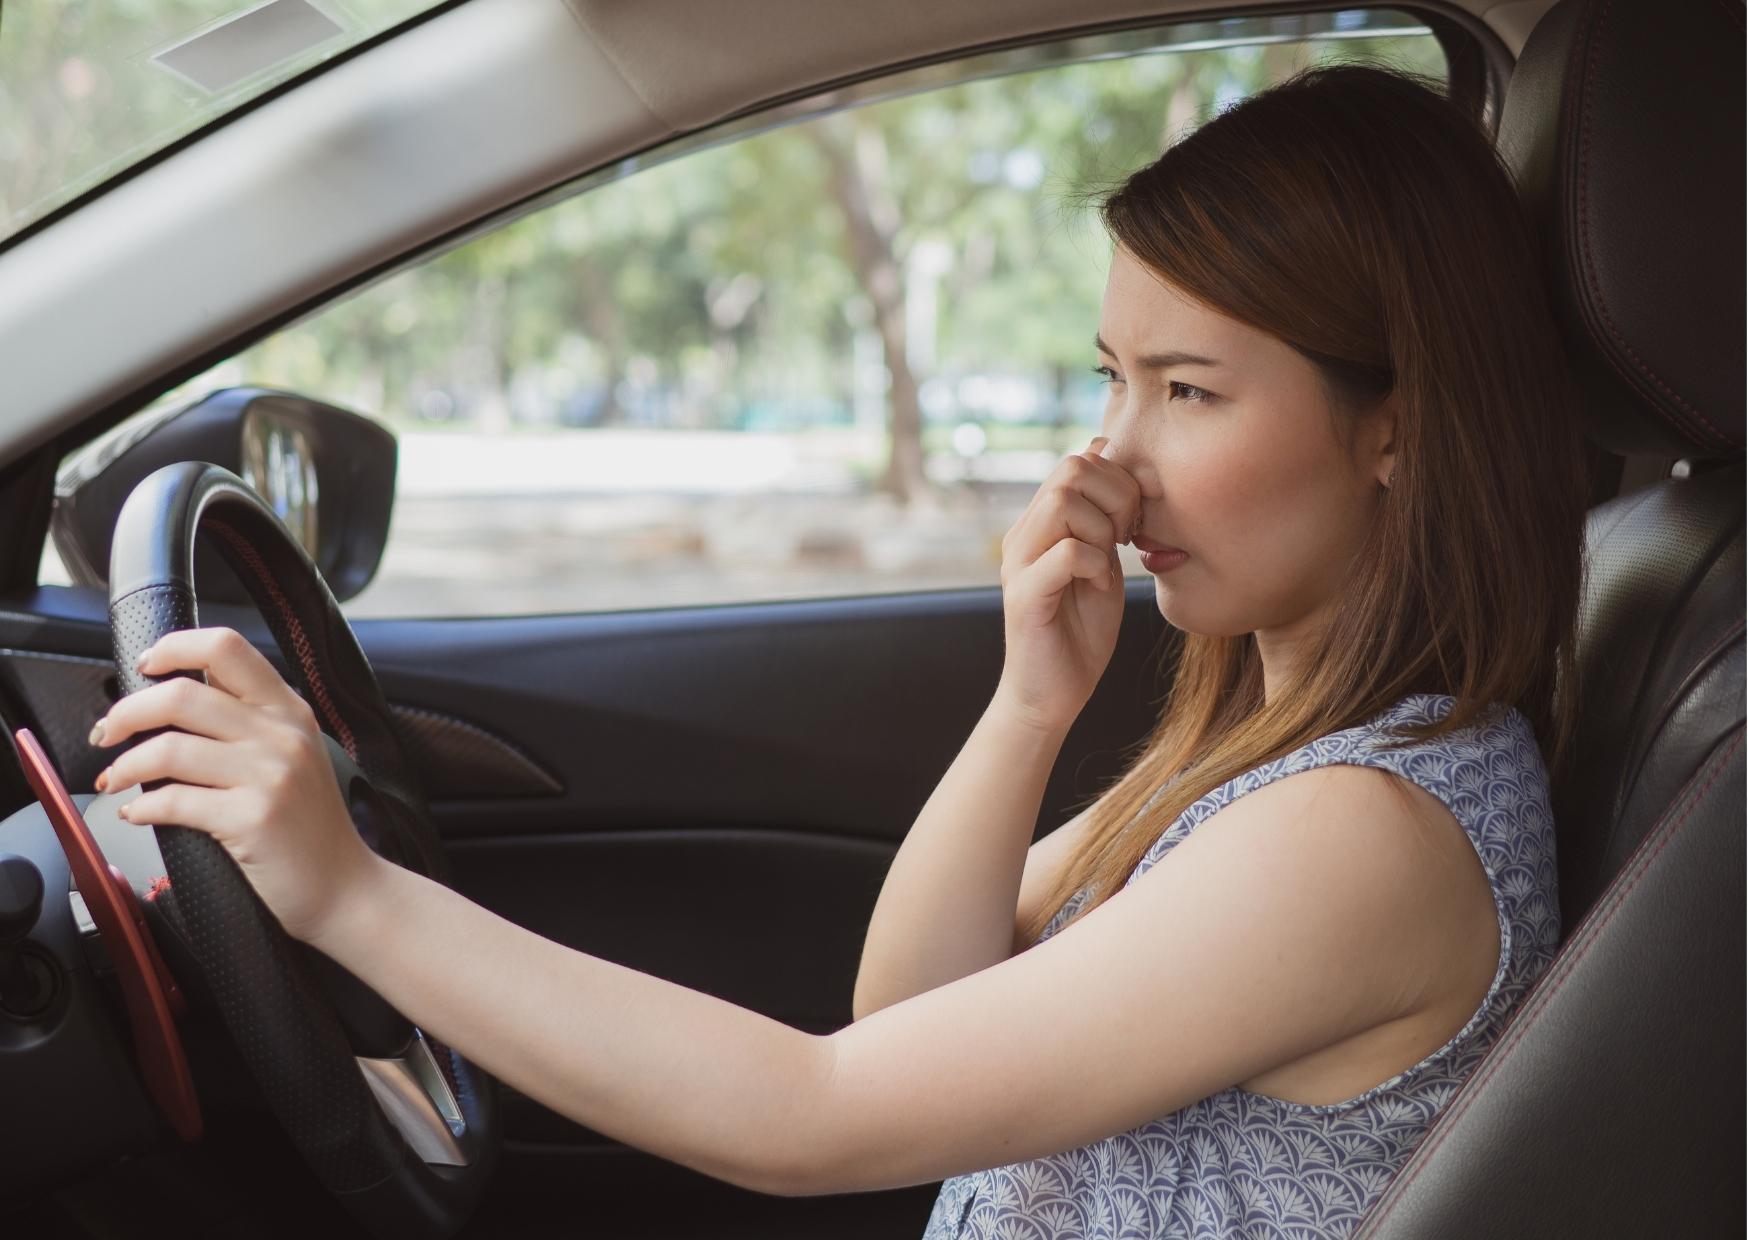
0, 0, 1551, 466
566, 0, 1546, 129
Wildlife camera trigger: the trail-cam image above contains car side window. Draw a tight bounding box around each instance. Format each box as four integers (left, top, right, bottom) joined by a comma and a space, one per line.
41, 11, 1448, 618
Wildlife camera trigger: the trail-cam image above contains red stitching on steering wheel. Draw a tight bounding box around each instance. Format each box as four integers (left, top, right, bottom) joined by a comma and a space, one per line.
204, 517, 359, 761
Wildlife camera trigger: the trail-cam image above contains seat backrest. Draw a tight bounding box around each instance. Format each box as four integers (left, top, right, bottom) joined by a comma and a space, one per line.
1357, 1, 1745, 1236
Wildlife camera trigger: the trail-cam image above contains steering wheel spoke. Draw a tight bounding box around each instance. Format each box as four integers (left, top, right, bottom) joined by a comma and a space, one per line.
358, 1028, 475, 1167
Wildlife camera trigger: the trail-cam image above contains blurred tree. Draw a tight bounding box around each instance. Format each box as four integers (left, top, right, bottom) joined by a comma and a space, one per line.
805, 115, 932, 503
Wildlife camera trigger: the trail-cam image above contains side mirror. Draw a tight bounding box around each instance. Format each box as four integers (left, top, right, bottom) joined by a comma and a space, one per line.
50, 388, 395, 604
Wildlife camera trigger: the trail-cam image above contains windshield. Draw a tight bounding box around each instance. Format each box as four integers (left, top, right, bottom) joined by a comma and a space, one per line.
0, 0, 438, 244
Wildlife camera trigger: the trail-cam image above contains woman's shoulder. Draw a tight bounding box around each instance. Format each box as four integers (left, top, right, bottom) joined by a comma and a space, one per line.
1349, 693, 1548, 800
1121, 692, 1553, 884
1335, 693, 1560, 954
1197, 694, 1535, 806
1190, 693, 1552, 891
1357, 691, 1536, 750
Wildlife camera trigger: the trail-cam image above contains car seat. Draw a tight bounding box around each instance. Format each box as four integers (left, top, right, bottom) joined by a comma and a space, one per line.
1355, 0, 1745, 1235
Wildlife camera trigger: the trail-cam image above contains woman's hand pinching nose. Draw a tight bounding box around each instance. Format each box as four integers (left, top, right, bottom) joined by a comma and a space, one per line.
1084, 437, 1142, 547
992, 432, 1139, 732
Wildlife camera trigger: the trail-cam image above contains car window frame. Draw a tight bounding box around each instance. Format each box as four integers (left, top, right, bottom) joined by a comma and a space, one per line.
8, 3, 1500, 600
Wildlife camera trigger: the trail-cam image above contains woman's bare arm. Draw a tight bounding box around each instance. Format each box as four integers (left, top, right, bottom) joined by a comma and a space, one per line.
850, 691, 1072, 1021
1012, 802, 1097, 948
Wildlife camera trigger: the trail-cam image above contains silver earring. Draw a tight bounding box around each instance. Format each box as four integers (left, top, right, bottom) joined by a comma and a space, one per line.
1386, 466, 1397, 489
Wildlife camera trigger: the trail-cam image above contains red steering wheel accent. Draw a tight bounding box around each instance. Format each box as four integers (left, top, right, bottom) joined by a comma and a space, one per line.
14, 726, 201, 1142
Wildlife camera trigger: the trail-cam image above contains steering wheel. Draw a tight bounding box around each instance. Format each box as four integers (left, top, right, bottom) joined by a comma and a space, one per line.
105, 460, 500, 1237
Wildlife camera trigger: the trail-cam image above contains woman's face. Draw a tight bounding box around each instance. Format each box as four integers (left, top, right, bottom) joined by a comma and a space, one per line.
1095, 245, 1394, 696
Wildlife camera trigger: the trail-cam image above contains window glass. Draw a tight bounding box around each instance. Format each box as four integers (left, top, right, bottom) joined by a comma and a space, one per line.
40, 10, 1448, 617
1, 1, 438, 243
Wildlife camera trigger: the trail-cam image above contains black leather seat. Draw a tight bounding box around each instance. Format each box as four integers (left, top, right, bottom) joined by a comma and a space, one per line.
1357, 1, 1745, 1236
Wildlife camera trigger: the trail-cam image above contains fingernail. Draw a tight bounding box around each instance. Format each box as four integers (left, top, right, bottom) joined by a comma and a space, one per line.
135, 647, 152, 672
116, 803, 131, 822
88, 718, 106, 746
95, 768, 109, 792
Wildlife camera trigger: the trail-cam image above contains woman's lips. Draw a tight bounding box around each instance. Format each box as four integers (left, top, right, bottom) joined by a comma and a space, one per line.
1131, 533, 1189, 574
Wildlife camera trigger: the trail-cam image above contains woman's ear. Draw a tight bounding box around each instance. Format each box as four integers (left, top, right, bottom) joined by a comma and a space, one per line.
1370, 394, 1398, 490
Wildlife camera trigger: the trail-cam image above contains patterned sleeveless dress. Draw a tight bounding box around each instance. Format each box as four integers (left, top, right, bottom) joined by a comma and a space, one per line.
919, 692, 1561, 1239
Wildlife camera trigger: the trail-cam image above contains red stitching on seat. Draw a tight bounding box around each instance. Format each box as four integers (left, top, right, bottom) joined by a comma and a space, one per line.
204, 517, 358, 761
1359, 727, 1743, 1230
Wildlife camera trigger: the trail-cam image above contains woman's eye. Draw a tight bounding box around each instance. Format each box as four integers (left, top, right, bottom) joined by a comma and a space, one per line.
1089, 366, 1213, 404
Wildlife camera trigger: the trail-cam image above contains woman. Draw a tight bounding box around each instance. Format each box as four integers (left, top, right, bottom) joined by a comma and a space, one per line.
86, 62, 1587, 1237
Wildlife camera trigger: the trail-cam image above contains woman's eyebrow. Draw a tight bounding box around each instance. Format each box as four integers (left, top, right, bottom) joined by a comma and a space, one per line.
1093, 333, 1225, 370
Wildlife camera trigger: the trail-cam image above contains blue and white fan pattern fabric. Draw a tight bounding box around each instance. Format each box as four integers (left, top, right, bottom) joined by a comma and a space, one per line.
920, 693, 1561, 1239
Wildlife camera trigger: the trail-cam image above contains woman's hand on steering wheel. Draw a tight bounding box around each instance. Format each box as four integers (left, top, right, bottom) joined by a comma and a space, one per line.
88, 625, 379, 945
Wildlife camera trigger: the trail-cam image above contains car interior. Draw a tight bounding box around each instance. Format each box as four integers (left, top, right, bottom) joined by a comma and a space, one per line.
0, 0, 1740, 1237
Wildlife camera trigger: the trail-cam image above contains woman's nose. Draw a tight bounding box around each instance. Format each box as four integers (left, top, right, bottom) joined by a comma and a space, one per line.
1097, 432, 1140, 474
1096, 434, 1155, 497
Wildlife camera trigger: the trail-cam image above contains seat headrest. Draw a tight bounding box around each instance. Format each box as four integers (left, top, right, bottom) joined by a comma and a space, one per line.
1497, 0, 1744, 459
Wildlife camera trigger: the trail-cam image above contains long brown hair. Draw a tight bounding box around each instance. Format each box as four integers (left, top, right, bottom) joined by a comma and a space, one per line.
1014, 63, 1589, 952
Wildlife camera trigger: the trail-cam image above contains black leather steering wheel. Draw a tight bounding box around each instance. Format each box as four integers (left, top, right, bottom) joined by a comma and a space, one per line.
106, 460, 499, 1238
